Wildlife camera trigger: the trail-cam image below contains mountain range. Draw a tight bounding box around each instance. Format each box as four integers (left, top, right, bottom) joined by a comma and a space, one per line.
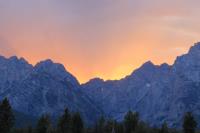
0, 56, 101, 126
1, 42, 200, 127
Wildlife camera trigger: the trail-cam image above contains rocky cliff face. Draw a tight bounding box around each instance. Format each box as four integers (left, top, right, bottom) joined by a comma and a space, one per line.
0, 57, 100, 124
0, 56, 33, 94
82, 61, 174, 126
82, 42, 200, 127
1, 42, 200, 127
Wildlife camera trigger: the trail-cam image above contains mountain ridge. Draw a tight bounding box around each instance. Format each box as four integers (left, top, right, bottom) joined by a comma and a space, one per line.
3, 42, 200, 84
82, 42, 200, 127
0, 55, 101, 125
0, 42, 200, 127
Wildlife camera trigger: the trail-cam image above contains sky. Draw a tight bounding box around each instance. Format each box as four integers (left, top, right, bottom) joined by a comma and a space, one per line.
0, 0, 200, 83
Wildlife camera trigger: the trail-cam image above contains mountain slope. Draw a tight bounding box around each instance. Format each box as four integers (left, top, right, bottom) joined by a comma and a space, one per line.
82, 42, 200, 127
1, 42, 200, 127
0, 57, 101, 124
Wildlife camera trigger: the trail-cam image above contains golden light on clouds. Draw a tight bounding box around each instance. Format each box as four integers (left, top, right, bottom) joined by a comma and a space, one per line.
0, 0, 200, 83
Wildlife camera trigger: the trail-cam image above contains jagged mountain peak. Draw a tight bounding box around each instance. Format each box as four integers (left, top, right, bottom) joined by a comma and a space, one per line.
84, 78, 104, 84
0, 56, 100, 124
140, 61, 171, 70
9, 56, 32, 66
9, 56, 18, 61
34, 59, 80, 86
0, 55, 33, 70
35, 59, 60, 67
141, 60, 155, 67
35, 59, 68, 74
174, 42, 200, 63
0, 55, 31, 65
160, 63, 170, 68
188, 42, 200, 54
173, 43, 200, 82
129, 61, 156, 77
1, 42, 200, 127
82, 42, 200, 127
0, 55, 33, 92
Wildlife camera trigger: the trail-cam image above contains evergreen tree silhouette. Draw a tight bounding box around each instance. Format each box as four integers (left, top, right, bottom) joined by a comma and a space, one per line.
183, 112, 197, 133
71, 112, 84, 133
124, 111, 139, 133
57, 108, 72, 133
36, 115, 52, 133
0, 98, 15, 133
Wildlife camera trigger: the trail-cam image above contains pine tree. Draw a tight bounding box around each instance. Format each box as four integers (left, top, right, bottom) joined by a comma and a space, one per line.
0, 98, 15, 133
71, 112, 84, 133
57, 108, 72, 133
135, 121, 149, 133
115, 122, 124, 133
95, 116, 106, 133
124, 111, 139, 133
104, 119, 115, 133
36, 115, 52, 133
183, 112, 197, 133
159, 122, 169, 133
112, 120, 124, 133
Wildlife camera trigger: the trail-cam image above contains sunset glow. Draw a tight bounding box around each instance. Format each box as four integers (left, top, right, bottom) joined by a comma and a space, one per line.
0, 0, 200, 83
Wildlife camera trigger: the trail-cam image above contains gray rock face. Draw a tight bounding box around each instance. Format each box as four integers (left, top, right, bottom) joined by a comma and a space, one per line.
0, 57, 100, 124
1, 42, 200, 127
0, 56, 33, 94
82, 42, 200, 127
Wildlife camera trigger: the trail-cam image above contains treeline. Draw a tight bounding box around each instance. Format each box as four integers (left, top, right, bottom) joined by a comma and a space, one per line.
0, 98, 198, 133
